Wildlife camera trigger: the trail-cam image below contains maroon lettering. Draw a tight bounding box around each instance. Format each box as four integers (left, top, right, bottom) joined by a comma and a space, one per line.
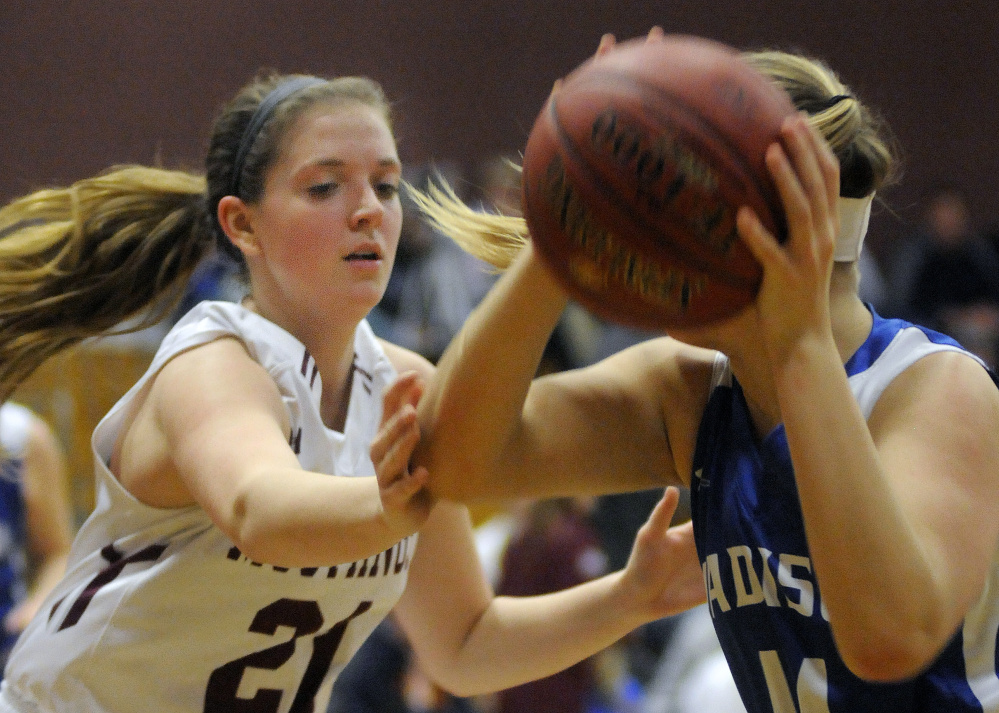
56, 543, 167, 631
203, 598, 373, 713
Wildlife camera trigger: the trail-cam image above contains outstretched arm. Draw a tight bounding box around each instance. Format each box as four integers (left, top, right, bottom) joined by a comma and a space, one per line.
394, 486, 705, 697
414, 244, 693, 502
126, 338, 433, 569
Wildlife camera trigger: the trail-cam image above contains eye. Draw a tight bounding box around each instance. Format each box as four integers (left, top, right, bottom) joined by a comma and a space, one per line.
307, 182, 337, 198
376, 182, 399, 200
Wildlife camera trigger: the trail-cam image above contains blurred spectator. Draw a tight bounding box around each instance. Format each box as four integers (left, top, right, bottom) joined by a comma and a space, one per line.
639, 605, 746, 713
588, 489, 685, 689
369, 164, 495, 363
494, 497, 609, 713
470, 155, 523, 217
890, 185, 999, 365
0, 402, 73, 673
172, 243, 244, 319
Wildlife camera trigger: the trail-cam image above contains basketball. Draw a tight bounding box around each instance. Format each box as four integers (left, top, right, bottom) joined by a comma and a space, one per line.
521, 34, 797, 330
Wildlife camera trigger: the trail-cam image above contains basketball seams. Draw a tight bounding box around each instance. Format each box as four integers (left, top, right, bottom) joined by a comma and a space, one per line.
549, 90, 759, 291
562, 67, 786, 263
594, 65, 787, 242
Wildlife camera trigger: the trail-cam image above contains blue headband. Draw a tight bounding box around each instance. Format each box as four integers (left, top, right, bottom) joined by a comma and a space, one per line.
228, 76, 326, 198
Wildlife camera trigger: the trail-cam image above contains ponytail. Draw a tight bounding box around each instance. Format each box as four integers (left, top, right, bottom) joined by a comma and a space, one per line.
405, 177, 529, 271
0, 165, 212, 401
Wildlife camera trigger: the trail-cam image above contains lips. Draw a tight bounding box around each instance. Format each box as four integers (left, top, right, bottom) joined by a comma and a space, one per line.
344, 242, 382, 261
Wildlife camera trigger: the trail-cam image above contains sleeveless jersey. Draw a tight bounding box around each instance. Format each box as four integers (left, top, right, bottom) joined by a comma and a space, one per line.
0, 301, 417, 713
0, 403, 34, 656
690, 309, 999, 712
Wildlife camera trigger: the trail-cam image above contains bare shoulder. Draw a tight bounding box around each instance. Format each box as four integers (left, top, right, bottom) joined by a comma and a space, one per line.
873, 349, 999, 435
118, 336, 291, 508
378, 338, 436, 382
137, 335, 290, 459
870, 348, 999, 498
153, 336, 281, 410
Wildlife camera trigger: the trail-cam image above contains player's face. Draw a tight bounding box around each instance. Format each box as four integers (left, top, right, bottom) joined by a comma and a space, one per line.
246, 101, 403, 326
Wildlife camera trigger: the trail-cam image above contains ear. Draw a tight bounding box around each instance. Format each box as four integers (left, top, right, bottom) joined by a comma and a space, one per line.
217, 195, 261, 258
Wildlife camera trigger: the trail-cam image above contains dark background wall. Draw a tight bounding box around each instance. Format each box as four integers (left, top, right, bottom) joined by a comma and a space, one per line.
2, 1, 997, 262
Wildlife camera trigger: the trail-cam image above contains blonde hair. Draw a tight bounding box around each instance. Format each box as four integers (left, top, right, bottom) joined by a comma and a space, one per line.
409, 49, 899, 270
740, 50, 898, 198
0, 72, 391, 403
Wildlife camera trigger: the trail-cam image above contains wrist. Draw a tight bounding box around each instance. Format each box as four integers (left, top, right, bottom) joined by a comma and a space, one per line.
608, 569, 661, 629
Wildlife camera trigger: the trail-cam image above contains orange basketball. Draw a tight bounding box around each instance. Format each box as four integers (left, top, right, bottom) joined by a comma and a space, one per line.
521, 34, 796, 330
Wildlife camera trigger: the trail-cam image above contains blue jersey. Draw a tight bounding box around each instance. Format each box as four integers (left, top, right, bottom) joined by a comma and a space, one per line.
690, 309, 999, 712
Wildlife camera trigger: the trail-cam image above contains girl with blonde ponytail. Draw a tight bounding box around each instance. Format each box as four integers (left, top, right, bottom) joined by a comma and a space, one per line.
0, 70, 701, 713
415, 35, 999, 713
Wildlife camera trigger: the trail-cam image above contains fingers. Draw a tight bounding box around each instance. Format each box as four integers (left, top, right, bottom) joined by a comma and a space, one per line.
597, 27, 664, 58
801, 118, 842, 234
371, 400, 419, 478
373, 371, 425, 482
596, 32, 616, 56
737, 204, 782, 267
774, 116, 839, 256
641, 486, 682, 537
380, 371, 425, 427
385, 464, 429, 503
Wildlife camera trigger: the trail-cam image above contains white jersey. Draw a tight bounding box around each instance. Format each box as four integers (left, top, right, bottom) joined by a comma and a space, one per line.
1, 301, 416, 713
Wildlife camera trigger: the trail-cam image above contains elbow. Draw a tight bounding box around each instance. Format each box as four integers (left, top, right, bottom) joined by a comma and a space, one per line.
409, 658, 484, 699
426, 667, 497, 699
227, 500, 268, 564
433, 677, 481, 700
837, 627, 949, 683
225, 488, 287, 566
842, 649, 933, 684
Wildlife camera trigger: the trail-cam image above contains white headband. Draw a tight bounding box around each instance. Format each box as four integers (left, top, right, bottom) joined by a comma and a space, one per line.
835, 194, 874, 262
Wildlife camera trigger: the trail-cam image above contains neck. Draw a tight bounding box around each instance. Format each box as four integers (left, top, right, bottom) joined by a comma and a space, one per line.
730, 263, 872, 437
828, 263, 873, 364
241, 294, 360, 431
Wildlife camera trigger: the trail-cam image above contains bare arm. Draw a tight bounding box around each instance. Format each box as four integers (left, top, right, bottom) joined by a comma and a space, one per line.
393, 486, 705, 697
5, 415, 73, 633
779, 346, 999, 680
415, 244, 698, 503
740, 115, 999, 680
124, 337, 431, 568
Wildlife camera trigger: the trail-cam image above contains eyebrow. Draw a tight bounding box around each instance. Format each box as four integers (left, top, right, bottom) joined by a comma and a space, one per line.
313, 158, 401, 170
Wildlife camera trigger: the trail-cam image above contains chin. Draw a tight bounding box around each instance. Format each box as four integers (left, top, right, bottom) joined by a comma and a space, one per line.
667, 307, 757, 352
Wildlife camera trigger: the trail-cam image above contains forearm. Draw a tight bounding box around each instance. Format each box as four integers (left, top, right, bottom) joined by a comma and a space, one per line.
774, 336, 949, 678
415, 244, 568, 500
433, 572, 647, 696
231, 471, 410, 568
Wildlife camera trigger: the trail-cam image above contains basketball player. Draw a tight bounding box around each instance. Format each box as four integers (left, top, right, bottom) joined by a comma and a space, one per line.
0, 73, 705, 712
412, 36, 999, 712
0, 403, 73, 673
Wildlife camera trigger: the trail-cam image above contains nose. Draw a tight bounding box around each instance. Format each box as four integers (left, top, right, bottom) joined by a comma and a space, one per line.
351, 184, 384, 230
